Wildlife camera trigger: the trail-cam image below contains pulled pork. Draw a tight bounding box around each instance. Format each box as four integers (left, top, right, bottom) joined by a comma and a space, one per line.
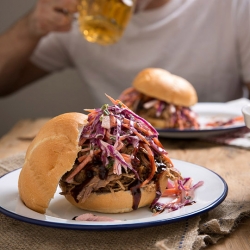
119, 87, 200, 130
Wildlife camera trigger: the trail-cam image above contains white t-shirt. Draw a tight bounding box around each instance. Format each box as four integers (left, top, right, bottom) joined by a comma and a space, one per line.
31, 0, 250, 106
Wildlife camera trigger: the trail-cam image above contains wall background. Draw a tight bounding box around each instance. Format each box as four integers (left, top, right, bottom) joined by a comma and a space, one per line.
0, 0, 94, 137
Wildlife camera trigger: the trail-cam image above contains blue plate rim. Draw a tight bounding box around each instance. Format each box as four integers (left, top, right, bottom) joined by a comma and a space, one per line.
0, 163, 228, 231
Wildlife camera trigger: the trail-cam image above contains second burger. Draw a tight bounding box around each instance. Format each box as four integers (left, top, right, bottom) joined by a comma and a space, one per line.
119, 68, 200, 130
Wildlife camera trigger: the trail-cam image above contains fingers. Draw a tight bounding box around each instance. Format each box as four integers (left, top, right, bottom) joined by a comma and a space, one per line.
51, 0, 78, 14
46, 10, 75, 32
38, 0, 78, 13
29, 0, 78, 36
55, 0, 79, 14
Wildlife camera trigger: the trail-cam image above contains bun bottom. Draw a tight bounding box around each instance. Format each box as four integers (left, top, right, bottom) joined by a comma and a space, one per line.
61, 183, 159, 213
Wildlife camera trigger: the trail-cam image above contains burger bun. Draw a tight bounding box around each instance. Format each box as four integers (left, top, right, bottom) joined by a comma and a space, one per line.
18, 112, 88, 214
132, 68, 198, 107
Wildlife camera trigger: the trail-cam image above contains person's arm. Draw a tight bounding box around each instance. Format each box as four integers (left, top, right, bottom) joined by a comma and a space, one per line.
0, 0, 78, 97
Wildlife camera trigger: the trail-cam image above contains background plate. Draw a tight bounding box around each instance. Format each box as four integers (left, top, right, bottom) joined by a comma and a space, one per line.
0, 159, 228, 230
157, 103, 245, 138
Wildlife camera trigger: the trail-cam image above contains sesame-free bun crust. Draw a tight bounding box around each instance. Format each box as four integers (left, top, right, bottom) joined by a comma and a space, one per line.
18, 113, 88, 214
60, 172, 168, 213
62, 184, 156, 213
132, 68, 198, 107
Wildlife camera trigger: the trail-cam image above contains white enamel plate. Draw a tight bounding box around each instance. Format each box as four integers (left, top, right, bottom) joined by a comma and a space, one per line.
157, 103, 245, 138
0, 159, 227, 230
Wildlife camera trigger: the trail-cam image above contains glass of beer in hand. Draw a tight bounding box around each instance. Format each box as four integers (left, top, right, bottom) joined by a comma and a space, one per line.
78, 0, 135, 45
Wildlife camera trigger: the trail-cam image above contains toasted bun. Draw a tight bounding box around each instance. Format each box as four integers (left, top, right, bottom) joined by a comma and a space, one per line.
18, 113, 88, 214
60, 172, 168, 213
132, 68, 198, 107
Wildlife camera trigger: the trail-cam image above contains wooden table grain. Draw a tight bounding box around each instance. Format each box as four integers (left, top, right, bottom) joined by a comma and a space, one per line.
0, 118, 250, 249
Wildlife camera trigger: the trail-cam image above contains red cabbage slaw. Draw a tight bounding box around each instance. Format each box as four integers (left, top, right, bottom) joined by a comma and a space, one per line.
67, 96, 172, 184
150, 178, 204, 215
63, 95, 203, 214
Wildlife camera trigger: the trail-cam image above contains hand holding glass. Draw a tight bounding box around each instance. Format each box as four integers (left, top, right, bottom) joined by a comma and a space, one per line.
78, 0, 135, 45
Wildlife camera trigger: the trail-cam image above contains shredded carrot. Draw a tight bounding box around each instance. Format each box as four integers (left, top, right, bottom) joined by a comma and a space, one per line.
109, 114, 117, 128
161, 153, 174, 167
134, 123, 152, 136
66, 149, 101, 182
123, 117, 154, 136
78, 154, 88, 162
206, 115, 244, 127
140, 144, 156, 187
105, 94, 128, 109
84, 109, 97, 113
122, 123, 150, 145
233, 116, 244, 122
153, 137, 164, 148
81, 147, 91, 152
162, 188, 180, 197
66, 154, 92, 182
121, 153, 131, 163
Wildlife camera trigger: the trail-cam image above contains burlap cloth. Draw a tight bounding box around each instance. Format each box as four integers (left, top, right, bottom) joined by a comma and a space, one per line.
1, 153, 250, 250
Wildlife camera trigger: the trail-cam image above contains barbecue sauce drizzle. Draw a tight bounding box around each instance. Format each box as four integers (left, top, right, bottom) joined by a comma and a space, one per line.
69, 143, 168, 210
129, 179, 142, 210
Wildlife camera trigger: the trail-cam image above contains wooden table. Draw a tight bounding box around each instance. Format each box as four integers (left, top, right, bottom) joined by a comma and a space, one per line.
0, 118, 250, 249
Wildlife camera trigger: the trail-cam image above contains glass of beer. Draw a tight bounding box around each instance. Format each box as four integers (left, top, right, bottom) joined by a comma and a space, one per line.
78, 0, 135, 45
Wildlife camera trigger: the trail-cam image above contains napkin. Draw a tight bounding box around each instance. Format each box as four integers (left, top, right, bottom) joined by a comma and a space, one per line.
1, 153, 250, 250
201, 98, 250, 149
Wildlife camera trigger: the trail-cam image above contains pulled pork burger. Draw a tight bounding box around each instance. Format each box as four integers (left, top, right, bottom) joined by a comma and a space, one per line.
18, 96, 182, 214
119, 68, 200, 129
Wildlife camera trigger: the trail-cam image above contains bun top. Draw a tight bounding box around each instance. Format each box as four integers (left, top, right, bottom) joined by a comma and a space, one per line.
18, 112, 88, 214
132, 68, 198, 107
